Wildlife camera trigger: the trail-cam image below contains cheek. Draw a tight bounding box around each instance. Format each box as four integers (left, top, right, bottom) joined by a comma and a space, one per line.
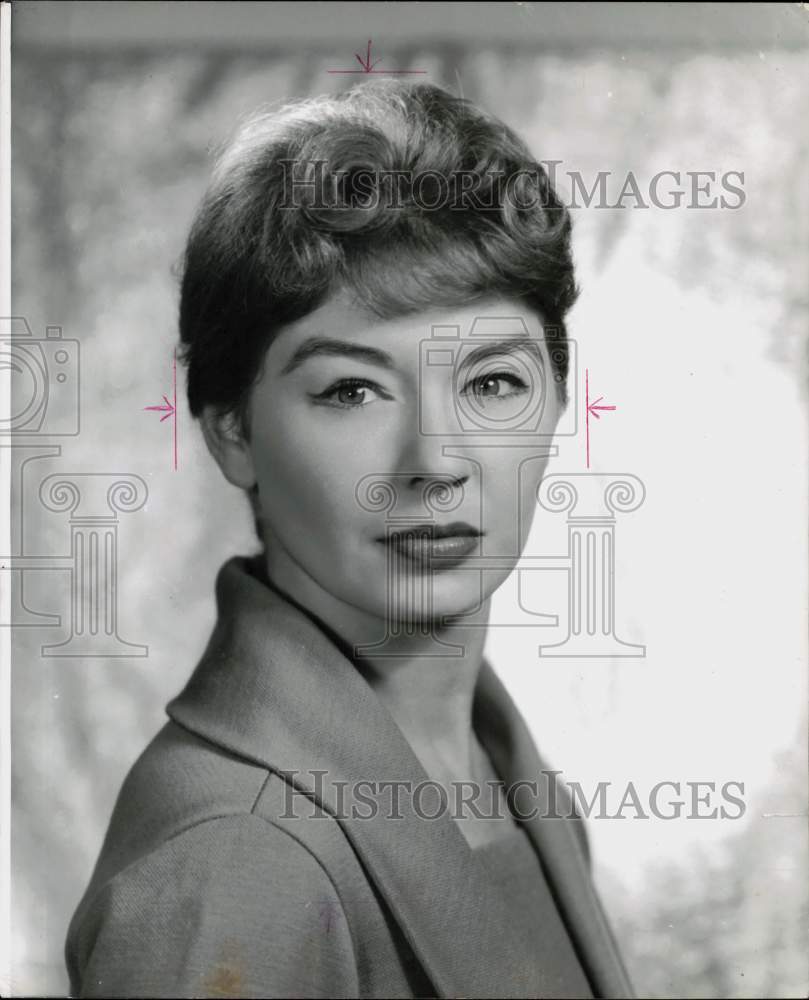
518, 464, 544, 537
482, 451, 551, 513
250, 412, 382, 532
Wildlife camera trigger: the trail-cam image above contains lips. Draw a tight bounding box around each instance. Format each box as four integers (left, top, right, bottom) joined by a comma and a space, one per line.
378, 523, 481, 569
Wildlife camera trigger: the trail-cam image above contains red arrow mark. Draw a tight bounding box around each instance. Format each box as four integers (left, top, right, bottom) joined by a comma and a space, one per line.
355, 40, 382, 73
328, 38, 426, 74
143, 395, 175, 421
143, 350, 178, 470
585, 368, 616, 469
587, 396, 616, 419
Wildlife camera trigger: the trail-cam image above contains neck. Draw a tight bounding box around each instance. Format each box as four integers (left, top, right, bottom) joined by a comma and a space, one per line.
261, 542, 490, 780
353, 620, 489, 780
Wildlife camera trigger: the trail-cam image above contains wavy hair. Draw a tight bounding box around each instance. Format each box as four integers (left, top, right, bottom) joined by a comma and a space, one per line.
178, 80, 578, 438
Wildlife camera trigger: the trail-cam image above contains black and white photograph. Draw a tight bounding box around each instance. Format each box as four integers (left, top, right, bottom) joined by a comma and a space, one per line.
2, 2, 808, 997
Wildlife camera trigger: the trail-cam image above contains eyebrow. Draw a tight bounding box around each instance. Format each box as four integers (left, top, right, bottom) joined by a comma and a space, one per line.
280, 337, 395, 375
279, 335, 545, 376
459, 337, 545, 370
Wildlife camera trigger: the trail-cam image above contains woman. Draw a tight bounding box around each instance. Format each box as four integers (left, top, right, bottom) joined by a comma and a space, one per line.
65, 80, 633, 999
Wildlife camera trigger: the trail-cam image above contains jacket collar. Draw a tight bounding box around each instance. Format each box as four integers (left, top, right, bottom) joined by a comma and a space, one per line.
167, 554, 632, 999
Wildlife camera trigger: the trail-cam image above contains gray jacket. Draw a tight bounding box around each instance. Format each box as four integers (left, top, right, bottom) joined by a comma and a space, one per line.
65, 554, 634, 998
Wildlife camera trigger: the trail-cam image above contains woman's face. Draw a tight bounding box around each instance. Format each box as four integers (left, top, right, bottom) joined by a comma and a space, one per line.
225, 291, 563, 626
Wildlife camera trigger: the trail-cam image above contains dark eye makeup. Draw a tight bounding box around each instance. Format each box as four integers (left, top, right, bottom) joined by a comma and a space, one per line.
310, 370, 533, 412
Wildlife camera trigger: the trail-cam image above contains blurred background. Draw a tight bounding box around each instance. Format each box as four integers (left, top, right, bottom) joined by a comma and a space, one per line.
8, 2, 809, 996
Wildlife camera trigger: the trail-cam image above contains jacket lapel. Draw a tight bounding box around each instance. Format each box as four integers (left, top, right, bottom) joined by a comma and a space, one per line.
474, 664, 635, 999
167, 555, 630, 998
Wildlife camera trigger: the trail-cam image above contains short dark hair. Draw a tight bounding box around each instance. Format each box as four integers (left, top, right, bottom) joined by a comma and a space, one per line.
178, 80, 578, 439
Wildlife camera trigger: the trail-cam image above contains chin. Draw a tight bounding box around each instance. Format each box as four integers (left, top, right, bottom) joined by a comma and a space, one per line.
360, 569, 497, 627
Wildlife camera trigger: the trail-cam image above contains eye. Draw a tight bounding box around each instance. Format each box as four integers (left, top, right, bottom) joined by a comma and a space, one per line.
310, 377, 391, 410
461, 371, 530, 401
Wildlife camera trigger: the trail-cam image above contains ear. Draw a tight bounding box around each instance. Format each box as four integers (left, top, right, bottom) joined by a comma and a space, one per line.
199, 406, 257, 491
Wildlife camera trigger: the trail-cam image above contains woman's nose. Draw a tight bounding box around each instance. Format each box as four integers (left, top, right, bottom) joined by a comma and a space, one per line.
404, 467, 470, 521
408, 468, 469, 495
389, 383, 474, 500
397, 426, 472, 498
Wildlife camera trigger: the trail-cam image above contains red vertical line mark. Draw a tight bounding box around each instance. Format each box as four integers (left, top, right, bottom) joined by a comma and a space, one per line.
585, 367, 590, 469
105, 530, 113, 635
75, 531, 84, 636
89, 531, 98, 636
173, 349, 178, 471
571, 530, 580, 635
587, 530, 596, 635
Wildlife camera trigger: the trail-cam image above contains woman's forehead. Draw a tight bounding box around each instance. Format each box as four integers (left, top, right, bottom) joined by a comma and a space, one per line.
269, 290, 547, 360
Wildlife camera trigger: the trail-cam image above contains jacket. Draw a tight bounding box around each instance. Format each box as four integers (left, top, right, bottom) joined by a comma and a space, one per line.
65, 553, 634, 999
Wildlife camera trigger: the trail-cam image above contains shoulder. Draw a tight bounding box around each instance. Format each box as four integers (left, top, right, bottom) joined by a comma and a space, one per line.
68, 811, 358, 998
67, 724, 359, 998
82, 720, 269, 886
